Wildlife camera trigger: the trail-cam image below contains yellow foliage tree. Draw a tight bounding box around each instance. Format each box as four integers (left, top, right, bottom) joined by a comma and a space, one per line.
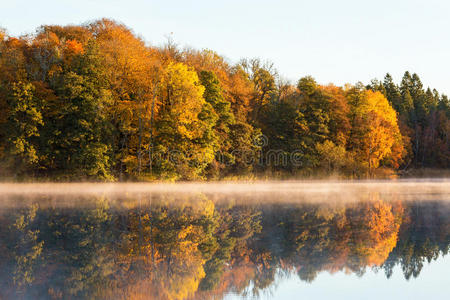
351, 90, 405, 175
155, 62, 216, 179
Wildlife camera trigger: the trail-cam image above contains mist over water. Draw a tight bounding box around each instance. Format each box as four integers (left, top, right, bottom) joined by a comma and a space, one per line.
1, 179, 449, 205
0, 180, 449, 299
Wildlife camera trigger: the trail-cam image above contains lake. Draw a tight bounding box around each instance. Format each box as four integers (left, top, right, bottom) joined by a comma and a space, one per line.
0, 181, 449, 299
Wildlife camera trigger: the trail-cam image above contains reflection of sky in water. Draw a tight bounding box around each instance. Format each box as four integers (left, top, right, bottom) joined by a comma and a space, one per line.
225, 255, 450, 299
0, 182, 449, 299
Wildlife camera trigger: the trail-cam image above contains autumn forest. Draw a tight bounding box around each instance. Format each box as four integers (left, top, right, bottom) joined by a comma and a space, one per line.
0, 19, 449, 181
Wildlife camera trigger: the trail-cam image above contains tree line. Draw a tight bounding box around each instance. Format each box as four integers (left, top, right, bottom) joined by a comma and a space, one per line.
0, 19, 448, 180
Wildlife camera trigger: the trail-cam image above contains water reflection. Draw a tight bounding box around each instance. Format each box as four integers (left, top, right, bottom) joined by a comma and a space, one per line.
0, 191, 448, 299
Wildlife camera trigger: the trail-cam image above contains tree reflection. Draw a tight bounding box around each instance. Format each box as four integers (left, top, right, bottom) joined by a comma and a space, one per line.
0, 194, 448, 299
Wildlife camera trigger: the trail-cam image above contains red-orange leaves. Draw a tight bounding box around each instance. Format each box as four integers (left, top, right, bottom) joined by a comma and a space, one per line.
65, 39, 84, 55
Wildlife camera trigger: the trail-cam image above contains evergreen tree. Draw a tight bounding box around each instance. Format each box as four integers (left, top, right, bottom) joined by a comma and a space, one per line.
383, 74, 404, 114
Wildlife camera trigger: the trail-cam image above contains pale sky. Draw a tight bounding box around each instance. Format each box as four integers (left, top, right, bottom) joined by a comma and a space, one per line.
1, 0, 449, 94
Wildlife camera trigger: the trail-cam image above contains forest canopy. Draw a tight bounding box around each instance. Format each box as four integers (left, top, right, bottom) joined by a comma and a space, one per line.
0, 19, 449, 181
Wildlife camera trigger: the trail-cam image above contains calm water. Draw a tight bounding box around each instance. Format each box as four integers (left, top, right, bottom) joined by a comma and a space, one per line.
0, 181, 449, 300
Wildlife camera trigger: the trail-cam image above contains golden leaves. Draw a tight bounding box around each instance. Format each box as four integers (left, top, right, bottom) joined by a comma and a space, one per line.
353, 90, 405, 171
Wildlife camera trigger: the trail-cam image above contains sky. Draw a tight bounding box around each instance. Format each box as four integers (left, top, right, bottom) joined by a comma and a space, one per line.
1, 0, 450, 94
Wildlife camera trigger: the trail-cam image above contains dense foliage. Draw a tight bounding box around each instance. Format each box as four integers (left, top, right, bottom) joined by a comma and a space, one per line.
0, 20, 448, 180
